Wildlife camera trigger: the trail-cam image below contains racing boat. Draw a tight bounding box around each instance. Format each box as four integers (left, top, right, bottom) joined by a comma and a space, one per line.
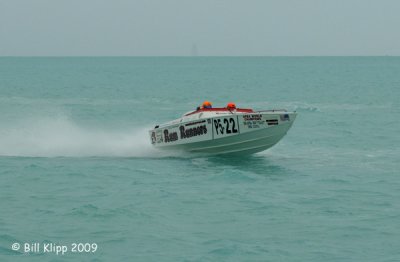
149, 103, 296, 155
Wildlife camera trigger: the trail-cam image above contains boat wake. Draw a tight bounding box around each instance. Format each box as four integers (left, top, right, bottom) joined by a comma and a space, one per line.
0, 116, 163, 158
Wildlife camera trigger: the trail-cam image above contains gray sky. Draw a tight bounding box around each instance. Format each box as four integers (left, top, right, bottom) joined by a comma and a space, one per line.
0, 0, 399, 56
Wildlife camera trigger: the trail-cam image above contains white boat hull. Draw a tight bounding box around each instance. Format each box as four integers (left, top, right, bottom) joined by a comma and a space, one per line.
149, 111, 296, 155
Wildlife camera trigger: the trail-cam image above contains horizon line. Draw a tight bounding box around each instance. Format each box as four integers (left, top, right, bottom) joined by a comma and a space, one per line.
0, 55, 399, 58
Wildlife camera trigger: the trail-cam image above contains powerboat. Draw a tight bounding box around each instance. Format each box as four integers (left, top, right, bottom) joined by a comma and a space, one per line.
149, 104, 296, 155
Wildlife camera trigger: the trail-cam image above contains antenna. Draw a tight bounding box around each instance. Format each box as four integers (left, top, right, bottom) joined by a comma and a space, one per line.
191, 44, 198, 56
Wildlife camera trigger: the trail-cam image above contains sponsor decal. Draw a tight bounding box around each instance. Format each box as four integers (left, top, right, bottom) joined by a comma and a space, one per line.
243, 114, 262, 121
163, 129, 178, 143
180, 125, 207, 139
243, 115, 264, 129
162, 124, 208, 143
266, 119, 278, 126
244, 121, 261, 128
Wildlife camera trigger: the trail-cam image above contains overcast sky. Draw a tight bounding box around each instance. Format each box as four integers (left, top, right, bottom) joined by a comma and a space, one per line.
0, 0, 399, 56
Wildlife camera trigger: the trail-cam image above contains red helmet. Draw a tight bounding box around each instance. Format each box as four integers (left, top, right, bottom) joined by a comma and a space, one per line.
227, 102, 236, 109
202, 101, 212, 108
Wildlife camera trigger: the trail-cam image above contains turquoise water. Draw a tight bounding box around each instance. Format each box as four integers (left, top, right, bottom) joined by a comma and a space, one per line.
0, 57, 399, 261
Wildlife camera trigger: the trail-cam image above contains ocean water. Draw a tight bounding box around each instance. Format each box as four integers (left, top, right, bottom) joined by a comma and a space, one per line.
0, 57, 399, 261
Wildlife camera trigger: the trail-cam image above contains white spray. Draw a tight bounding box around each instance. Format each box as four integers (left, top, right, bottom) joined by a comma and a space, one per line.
0, 116, 162, 157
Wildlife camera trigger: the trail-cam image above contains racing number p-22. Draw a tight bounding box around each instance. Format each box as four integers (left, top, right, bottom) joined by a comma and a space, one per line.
213, 117, 238, 136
